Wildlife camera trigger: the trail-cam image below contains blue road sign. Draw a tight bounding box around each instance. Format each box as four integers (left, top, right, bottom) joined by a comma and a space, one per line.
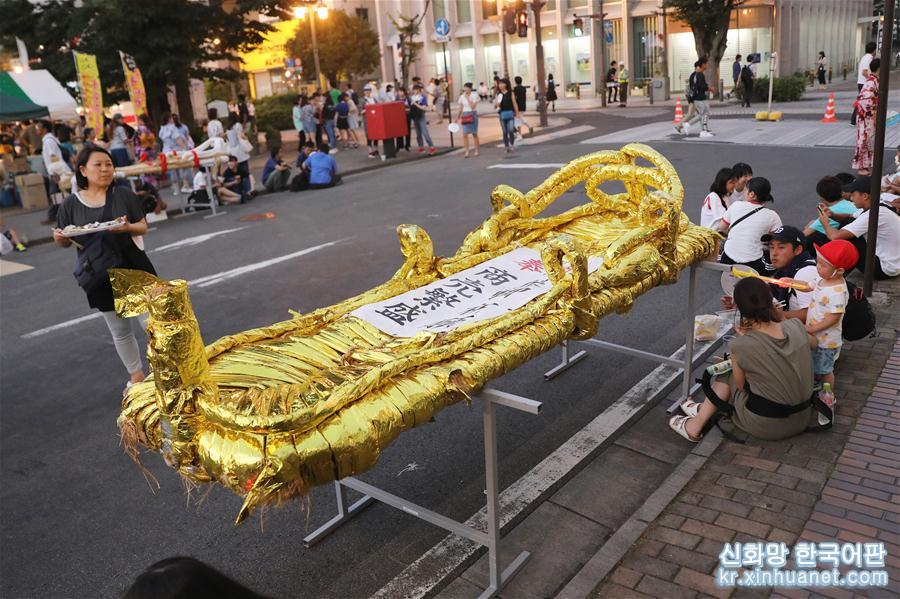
435, 18, 451, 37
604, 20, 613, 44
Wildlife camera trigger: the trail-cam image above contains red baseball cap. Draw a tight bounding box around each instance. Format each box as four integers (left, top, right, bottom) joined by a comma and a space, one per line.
814, 240, 859, 271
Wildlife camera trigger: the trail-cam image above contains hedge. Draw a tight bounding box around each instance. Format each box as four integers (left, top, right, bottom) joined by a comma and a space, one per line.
733, 75, 806, 103
254, 93, 296, 133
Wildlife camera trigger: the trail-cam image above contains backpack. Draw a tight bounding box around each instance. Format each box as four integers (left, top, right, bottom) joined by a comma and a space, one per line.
740, 65, 753, 83
842, 280, 876, 341
685, 73, 695, 101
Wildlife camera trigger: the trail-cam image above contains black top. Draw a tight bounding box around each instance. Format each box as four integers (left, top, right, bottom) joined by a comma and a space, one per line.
513, 85, 527, 112
498, 91, 516, 112
606, 68, 617, 83
57, 186, 156, 311
688, 71, 709, 101
323, 104, 336, 120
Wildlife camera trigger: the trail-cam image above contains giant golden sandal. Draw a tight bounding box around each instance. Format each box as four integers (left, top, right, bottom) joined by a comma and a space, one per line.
116, 144, 719, 523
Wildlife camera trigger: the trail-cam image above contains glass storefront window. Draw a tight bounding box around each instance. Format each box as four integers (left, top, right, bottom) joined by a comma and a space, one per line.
434, 0, 446, 23
510, 42, 530, 82
567, 31, 591, 85
483, 0, 498, 19
568, 0, 587, 7
459, 47, 477, 85
483, 33, 501, 79
632, 15, 661, 81
541, 27, 560, 80
456, 0, 471, 23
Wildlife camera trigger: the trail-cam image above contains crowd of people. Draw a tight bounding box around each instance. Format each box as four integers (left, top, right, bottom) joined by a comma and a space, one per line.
669, 159, 899, 445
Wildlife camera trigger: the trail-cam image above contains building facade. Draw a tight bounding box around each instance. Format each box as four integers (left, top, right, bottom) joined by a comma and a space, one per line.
352, 0, 874, 97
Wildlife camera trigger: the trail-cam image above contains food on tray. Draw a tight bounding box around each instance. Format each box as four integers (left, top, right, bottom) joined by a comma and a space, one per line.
59, 217, 126, 236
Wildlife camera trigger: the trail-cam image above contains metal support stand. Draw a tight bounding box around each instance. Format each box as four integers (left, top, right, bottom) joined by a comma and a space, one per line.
543, 261, 732, 410
303, 388, 541, 599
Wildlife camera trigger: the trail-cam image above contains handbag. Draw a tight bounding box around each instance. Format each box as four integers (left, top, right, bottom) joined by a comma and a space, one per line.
72, 199, 124, 293
460, 112, 475, 125
238, 135, 253, 154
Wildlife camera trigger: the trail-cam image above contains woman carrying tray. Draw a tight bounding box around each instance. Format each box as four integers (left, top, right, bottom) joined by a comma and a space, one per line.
52, 146, 157, 394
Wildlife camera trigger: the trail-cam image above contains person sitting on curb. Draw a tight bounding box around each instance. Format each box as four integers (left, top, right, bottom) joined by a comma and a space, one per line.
816, 176, 900, 280
803, 176, 857, 250
261, 147, 291, 193
293, 143, 339, 191
670, 277, 817, 443
0, 217, 27, 253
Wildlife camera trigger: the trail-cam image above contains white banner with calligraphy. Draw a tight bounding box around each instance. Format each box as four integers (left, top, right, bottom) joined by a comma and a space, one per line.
351, 248, 603, 337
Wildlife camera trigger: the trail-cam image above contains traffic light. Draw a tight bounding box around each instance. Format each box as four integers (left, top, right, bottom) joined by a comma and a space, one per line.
503, 9, 517, 35
516, 11, 528, 38
573, 17, 584, 37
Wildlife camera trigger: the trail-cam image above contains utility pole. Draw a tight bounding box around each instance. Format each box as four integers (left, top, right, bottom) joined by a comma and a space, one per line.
599, 0, 606, 108
532, 0, 548, 126
310, 12, 323, 89
863, 0, 895, 296
499, 0, 510, 78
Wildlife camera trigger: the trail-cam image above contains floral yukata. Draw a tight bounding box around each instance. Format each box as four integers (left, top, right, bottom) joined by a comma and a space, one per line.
853, 74, 879, 172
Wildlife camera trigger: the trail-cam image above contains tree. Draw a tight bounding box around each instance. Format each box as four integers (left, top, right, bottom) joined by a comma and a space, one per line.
0, 0, 293, 128
662, 0, 744, 93
285, 11, 380, 87
389, 0, 431, 88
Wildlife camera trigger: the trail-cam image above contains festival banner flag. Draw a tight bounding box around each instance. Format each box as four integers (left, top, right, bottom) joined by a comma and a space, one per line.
73, 51, 103, 134
119, 51, 148, 118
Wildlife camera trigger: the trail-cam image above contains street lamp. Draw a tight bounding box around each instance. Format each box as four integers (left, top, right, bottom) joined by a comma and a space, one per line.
294, 2, 328, 89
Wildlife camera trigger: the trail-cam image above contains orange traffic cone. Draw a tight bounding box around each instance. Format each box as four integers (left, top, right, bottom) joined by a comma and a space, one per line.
673, 97, 684, 125
822, 93, 838, 123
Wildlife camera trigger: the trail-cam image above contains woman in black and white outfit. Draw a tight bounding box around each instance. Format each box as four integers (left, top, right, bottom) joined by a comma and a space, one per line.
53, 146, 156, 393
715, 177, 782, 274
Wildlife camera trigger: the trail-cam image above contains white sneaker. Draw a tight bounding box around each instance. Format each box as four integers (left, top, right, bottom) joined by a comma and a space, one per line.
329, 148, 338, 154
673, 124, 683, 134
699, 130, 714, 138
682, 122, 691, 135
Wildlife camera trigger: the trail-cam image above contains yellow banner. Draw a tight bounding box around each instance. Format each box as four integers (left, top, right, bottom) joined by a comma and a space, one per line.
238, 20, 298, 72
73, 52, 103, 134
119, 51, 148, 118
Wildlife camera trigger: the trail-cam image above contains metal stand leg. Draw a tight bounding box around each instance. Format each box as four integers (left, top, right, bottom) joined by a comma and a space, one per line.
303, 481, 375, 547
681, 263, 698, 401
202, 169, 226, 219
480, 395, 530, 599
543, 341, 588, 380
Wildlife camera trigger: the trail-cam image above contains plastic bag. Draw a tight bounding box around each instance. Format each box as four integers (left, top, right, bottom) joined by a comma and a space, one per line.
694, 314, 720, 341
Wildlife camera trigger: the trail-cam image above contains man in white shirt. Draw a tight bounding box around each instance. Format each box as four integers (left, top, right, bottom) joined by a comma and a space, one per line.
37, 120, 71, 176
851, 42, 877, 126
818, 176, 900, 279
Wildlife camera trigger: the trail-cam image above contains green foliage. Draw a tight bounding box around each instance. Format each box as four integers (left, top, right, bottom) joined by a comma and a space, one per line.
733, 75, 806, 103
254, 93, 295, 132
286, 11, 380, 87
204, 80, 234, 102
662, 0, 744, 85
388, 0, 431, 88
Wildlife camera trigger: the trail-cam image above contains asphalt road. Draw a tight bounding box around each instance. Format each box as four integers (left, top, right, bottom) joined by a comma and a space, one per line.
0, 113, 880, 598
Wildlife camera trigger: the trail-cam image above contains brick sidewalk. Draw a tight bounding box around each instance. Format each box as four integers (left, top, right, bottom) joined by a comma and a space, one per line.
591, 277, 899, 599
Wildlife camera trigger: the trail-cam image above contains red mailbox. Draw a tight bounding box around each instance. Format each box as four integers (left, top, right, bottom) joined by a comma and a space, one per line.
364, 101, 409, 140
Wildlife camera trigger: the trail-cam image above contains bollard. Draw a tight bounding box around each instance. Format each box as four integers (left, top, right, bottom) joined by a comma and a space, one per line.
828, 66, 833, 83
719, 78, 725, 102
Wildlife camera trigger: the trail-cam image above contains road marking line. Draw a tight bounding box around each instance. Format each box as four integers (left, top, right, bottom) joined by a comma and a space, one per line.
150, 227, 246, 253
0, 259, 34, 277
495, 125, 595, 148
487, 163, 566, 169
20, 239, 346, 339
372, 328, 728, 599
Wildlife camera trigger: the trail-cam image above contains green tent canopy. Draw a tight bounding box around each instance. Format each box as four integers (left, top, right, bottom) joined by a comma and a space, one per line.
0, 70, 78, 122
0, 72, 49, 120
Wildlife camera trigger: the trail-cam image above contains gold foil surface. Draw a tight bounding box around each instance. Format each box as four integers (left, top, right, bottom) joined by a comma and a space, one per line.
116, 144, 719, 523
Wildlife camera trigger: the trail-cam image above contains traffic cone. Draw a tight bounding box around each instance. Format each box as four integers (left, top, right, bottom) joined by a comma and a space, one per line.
673, 98, 684, 125
821, 93, 838, 123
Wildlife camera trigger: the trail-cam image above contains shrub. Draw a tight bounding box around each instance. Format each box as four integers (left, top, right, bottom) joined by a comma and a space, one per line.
254, 93, 296, 133
734, 75, 806, 103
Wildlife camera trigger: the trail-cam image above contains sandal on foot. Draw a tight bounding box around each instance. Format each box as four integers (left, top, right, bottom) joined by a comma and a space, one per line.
679, 399, 702, 418
669, 415, 701, 443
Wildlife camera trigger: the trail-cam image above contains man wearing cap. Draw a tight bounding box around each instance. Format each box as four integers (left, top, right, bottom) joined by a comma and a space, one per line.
818, 175, 900, 279
723, 225, 817, 321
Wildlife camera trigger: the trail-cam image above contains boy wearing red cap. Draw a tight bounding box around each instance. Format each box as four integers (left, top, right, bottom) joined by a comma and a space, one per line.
804, 240, 858, 388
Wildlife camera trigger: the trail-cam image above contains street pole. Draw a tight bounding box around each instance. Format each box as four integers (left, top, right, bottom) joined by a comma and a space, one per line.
443, 41, 454, 147
863, 0, 894, 296
532, 0, 548, 126
310, 13, 323, 90
498, 0, 509, 78
766, 52, 776, 114
599, 0, 607, 108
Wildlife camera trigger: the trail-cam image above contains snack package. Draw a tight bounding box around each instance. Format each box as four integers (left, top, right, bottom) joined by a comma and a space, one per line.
694, 314, 720, 341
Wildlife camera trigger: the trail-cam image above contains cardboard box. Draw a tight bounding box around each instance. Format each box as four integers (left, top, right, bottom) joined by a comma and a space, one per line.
2, 154, 28, 173
15, 173, 48, 210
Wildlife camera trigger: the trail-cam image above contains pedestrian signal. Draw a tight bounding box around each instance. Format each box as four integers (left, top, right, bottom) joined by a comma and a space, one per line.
503, 9, 517, 35
573, 17, 584, 37
517, 11, 528, 37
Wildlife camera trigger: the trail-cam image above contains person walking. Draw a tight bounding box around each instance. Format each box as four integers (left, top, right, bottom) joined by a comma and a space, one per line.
322, 94, 338, 151
546, 73, 558, 112
410, 84, 436, 155
740, 57, 754, 108
606, 61, 618, 104
851, 42, 877, 126
494, 78, 521, 153
361, 84, 380, 158
335, 93, 356, 149
732, 54, 742, 94
395, 87, 412, 152
346, 90, 361, 143
225, 114, 252, 196
300, 95, 317, 148
513, 76, 527, 113
457, 82, 480, 158
53, 145, 157, 394
853, 58, 880, 176
617, 65, 629, 107
816, 51, 828, 90
158, 113, 193, 194
675, 57, 714, 138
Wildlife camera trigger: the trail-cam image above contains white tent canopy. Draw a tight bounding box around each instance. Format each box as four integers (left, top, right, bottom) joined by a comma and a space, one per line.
8, 69, 79, 121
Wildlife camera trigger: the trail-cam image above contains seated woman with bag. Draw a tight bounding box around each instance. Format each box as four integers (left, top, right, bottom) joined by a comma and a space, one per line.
53, 146, 157, 394
669, 277, 819, 442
